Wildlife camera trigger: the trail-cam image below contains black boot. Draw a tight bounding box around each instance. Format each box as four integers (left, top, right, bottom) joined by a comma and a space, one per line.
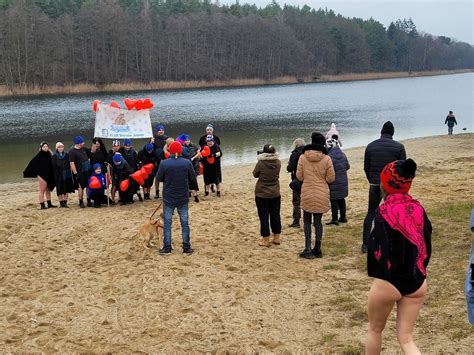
137, 193, 143, 202
144, 193, 151, 200
79, 199, 85, 208
154, 190, 160, 199
59, 201, 65, 208
312, 239, 322, 258
211, 184, 216, 193
217, 191, 221, 197
40, 202, 47, 210
62, 200, 70, 208
289, 219, 300, 228
194, 195, 199, 203
205, 191, 209, 196
300, 225, 315, 259
326, 220, 339, 226
47, 200, 57, 208
86, 198, 92, 207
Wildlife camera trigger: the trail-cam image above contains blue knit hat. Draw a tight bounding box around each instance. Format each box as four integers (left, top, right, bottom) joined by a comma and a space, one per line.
74, 136, 84, 145
93, 163, 102, 171
178, 134, 190, 141
113, 153, 123, 164
145, 143, 154, 152
124, 138, 132, 146
156, 125, 165, 131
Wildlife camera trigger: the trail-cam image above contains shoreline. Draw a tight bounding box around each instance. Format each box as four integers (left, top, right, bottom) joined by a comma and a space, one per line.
0, 69, 472, 98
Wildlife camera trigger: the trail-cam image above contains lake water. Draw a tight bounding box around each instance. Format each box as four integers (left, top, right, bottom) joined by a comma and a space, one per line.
0, 73, 472, 183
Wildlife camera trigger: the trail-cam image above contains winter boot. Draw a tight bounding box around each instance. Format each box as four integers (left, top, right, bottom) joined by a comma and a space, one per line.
258, 237, 271, 247
289, 219, 300, 228
40, 202, 47, 210
194, 195, 200, 203
137, 193, 143, 202
47, 200, 57, 208
79, 199, 85, 208
144, 193, 151, 200
271, 234, 281, 245
205, 191, 209, 196
326, 220, 339, 226
86, 198, 92, 207
63, 200, 69, 208
217, 191, 221, 197
312, 239, 322, 258
154, 190, 160, 199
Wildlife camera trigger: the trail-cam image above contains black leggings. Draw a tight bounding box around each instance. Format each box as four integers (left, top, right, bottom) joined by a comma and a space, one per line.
330, 198, 346, 221
303, 211, 323, 251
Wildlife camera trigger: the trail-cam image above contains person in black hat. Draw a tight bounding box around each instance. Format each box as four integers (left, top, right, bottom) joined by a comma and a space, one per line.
361, 121, 406, 253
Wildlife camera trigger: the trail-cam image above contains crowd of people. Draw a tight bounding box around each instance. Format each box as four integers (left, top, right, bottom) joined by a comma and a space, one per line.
24, 119, 435, 354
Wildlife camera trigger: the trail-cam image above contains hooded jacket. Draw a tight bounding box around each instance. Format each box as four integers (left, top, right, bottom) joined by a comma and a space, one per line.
253, 152, 281, 199
296, 145, 335, 213
328, 146, 350, 200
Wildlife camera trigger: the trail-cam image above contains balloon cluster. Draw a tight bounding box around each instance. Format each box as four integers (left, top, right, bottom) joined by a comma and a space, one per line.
92, 98, 155, 112
119, 163, 154, 192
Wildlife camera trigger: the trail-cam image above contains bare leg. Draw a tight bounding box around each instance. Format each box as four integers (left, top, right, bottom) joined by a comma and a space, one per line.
45, 189, 51, 201
38, 177, 47, 203
366, 279, 401, 355
396, 281, 427, 355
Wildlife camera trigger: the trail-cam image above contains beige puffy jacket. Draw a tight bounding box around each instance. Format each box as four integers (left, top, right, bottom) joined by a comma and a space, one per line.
296, 148, 335, 213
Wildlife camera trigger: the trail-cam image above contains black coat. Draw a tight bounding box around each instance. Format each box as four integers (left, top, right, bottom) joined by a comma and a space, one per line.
364, 134, 406, 184
119, 147, 139, 171
201, 144, 222, 185
287, 146, 304, 180
138, 149, 158, 188
23, 150, 56, 191
328, 146, 350, 200
51, 152, 75, 195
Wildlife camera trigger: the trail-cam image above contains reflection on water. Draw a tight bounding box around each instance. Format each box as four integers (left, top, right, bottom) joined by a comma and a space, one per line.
0, 73, 472, 182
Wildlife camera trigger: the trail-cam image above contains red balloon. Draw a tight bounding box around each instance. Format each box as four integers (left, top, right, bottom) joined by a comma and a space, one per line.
110, 100, 120, 109
140, 167, 149, 179
199, 162, 203, 175
131, 170, 145, 186
143, 98, 154, 109
207, 156, 215, 164
124, 98, 136, 110
164, 151, 170, 159
93, 99, 101, 112
135, 99, 144, 111
89, 176, 101, 189
143, 163, 154, 175
120, 179, 129, 192
201, 146, 211, 157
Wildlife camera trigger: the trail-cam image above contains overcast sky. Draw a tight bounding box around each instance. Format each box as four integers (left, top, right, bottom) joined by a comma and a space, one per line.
221, 0, 473, 44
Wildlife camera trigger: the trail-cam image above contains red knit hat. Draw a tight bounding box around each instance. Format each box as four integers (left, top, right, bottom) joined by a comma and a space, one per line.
380, 159, 417, 194
169, 141, 183, 155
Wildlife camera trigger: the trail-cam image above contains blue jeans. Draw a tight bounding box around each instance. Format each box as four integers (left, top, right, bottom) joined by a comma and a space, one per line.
163, 204, 191, 250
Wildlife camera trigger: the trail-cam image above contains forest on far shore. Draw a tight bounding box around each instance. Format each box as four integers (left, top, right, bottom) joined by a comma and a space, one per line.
1, 0, 473, 89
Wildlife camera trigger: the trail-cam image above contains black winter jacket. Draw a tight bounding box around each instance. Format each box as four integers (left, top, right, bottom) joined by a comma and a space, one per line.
287, 146, 304, 180
364, 134, 406, 184
328, 146, 350, 200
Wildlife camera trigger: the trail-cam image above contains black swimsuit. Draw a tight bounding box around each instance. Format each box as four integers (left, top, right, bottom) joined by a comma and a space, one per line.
388, 277, 425, 296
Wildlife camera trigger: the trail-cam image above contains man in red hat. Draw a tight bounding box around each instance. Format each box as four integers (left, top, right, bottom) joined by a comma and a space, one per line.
156, 141, 197, 254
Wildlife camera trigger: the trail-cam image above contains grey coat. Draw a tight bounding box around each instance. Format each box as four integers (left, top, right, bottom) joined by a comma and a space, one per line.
328, 146, 350, 200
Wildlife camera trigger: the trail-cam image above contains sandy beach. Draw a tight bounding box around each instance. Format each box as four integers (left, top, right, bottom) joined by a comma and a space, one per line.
1, 133, 473, 353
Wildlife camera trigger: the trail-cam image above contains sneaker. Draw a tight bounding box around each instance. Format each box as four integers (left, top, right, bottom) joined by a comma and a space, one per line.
338, 218, 348, 223
159, 247, 172, 254
299, 250, 315, 259
325, 220, 339, 226
361, 244, 368, 253
183, 247, 194, 254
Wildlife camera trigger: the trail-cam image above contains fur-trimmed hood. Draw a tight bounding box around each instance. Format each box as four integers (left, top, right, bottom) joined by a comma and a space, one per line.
257, 152, 279, 161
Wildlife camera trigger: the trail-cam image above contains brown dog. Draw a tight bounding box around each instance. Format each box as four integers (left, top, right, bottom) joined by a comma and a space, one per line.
136, 204, 164, 249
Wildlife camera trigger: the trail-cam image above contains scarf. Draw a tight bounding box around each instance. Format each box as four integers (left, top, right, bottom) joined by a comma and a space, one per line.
379, 193, 428, 276
54, 151, 66, 160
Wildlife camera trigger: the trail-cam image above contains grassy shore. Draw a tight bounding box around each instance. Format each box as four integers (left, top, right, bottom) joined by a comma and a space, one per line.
0, 69, 472, 98
0, 133, 473, 352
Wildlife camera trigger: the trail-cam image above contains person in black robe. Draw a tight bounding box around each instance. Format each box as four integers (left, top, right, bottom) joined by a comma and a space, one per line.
89, 137, 108, 175
201, 135, 223, 197
199, 125, 222, 193
51, 142, 75, 208
111, 153, 134, 205
23, 141, 57, 209
119, 138, 142, 201
138, 143, 158, 200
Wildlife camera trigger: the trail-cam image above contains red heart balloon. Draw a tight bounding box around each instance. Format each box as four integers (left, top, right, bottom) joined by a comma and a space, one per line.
131, 170, 145, 185
135, 99, 144, 111
143, 163, 154, 175
140, 166, 149, 179
120, 179, 129, 192
89, 176, 101, 189
201, 146, 211, 157
143, 98, 154, 109
124, 98, 136, 110
93, 99, 101, 112
110, 100, 120, 109
207, 156, 215, 164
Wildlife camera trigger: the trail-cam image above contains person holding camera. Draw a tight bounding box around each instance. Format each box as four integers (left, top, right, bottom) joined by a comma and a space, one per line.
287, 138, 306, 228
253, 144, 282, 247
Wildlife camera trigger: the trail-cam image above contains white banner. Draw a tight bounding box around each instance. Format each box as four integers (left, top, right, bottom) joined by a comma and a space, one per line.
94, 104, 153, 139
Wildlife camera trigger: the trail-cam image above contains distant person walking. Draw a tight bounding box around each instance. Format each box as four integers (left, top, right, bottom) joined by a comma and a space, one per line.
366, 159, 432, 355
287, 138, 305, 228
23, 142, 56, 209
156, 141, 197, 254
253, 144, 282, 247
362, 121, 406, 253
445, 111, 457, 135
325, 136, 350, 225
296, 133, 335, 259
